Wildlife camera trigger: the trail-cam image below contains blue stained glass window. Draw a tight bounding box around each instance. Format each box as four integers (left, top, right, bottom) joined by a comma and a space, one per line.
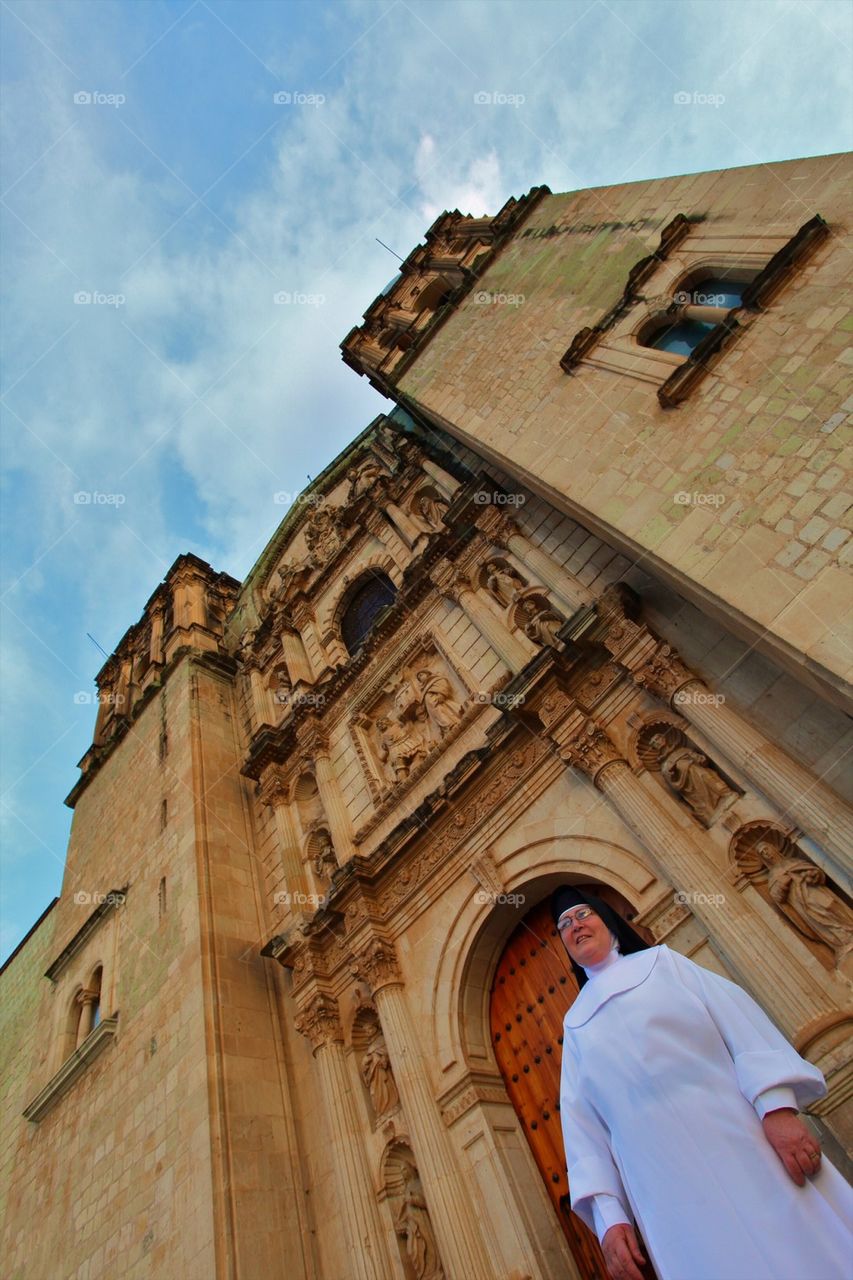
341, 573, 397, 655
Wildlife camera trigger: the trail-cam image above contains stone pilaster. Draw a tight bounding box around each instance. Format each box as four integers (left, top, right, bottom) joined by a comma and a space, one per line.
257, 766, 310, 914
294, 991, 394, 1280
353, 936, 495, 1280
299, 723, 356, 860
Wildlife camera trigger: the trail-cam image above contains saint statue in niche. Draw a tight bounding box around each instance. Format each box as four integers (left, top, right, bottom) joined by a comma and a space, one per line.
485, 559, 527, 608
648, 731, 738, 825
360, 1031, 399, 1117
755, 838, 853, 972
412, 490, 449, 532
396, 1170, 445, 1280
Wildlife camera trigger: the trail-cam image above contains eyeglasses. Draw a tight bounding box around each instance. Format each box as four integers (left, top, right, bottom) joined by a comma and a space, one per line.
557, 906, 596, 930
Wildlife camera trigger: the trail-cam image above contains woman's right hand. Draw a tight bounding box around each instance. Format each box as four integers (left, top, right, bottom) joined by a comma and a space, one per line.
602, 1223, 647, 1280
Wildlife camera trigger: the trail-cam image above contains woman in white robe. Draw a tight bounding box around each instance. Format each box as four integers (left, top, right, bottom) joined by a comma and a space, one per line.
553, 887, 853, 1280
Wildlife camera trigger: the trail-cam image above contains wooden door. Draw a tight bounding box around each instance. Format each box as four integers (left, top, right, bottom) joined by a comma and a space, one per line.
489, 898, 657, 1280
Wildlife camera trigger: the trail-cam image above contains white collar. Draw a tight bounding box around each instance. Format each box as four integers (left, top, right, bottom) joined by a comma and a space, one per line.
564, 946, 663, 1027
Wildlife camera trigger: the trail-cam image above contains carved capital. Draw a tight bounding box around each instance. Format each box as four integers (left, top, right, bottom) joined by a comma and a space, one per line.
257, 765, 290, 808
634, 644, 697, 704
537, 689, 575, 731
473, 506, 518, 546
429, 559, 470, 602
352, 937, 402, 993
560, 717, 625, 784
294, 992, 344, 1050
296, 718, 330, 758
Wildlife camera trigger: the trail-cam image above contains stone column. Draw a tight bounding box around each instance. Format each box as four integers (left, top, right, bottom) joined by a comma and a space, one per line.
421, 457, 460, 498
353, 937, 495, 1280
299, 725, 356, 860
384, 501, 423, 548
75, 987, 99, 1046
538, 695, 840, 1037
431, 560, 533, 673
598, 586, 853, 892
281, 625, 314, 687
294, 992, 394, 1280
148, 598, 165, 665
246, 662, 274, 731
478, 508, 591, 614
258, 766, 310, 914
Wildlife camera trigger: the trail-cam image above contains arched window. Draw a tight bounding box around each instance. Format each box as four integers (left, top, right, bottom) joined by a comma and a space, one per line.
340, 572, 397, 655
642, 273, 750, 357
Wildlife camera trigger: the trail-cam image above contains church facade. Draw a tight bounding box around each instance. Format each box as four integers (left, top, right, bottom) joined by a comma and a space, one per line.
1, 154, 852, 1280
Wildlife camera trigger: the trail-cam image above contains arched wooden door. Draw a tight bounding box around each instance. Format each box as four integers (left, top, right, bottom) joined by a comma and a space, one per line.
489, 895, 657, 1280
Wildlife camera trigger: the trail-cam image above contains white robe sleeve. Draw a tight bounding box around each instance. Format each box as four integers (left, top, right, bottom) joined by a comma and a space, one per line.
559, 1033, 634, 1236
667, 947, 828, 1114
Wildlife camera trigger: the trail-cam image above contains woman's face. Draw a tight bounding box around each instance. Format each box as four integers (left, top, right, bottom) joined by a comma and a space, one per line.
558, 905, 614, 967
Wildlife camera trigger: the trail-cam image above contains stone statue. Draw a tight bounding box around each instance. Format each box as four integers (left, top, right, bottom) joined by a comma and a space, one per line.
756, 839, 853, 972
412, 491, 449, 532
415, 669, 462, 741
517, 597, 564, 648
376, 715, 427, 783
360, 1032, 399, 1117
485, 560, 527, 608
649, 732, 737, 825
312, 832, 337, 880
396, 1172, 444, 1280
305, 507, 343, 567
349, 456, 386, 500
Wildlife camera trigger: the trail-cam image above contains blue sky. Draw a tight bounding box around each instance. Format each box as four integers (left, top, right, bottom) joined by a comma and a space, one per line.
1, 0, 851, 963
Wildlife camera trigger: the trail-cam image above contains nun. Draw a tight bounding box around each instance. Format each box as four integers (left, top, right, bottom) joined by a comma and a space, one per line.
552, 885, 853, 1280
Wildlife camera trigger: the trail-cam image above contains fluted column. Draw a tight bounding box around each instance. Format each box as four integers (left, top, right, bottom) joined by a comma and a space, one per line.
353, 938, 495, 1279
478, 508, 591, 614
538, 695, 840, 1037
258, 766, 310, 914
299, 724, 356, 860
246, 662, 275, 730
421, 458, 459, 497
294, 993, 394, 1280
384, 500, 423, 548
281, 625, 314, 686
431, 560, 533, 673
598, 585, 853, 892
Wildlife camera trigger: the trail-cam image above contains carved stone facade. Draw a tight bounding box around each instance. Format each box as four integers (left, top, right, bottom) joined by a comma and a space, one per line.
3, 158, 852, 1280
